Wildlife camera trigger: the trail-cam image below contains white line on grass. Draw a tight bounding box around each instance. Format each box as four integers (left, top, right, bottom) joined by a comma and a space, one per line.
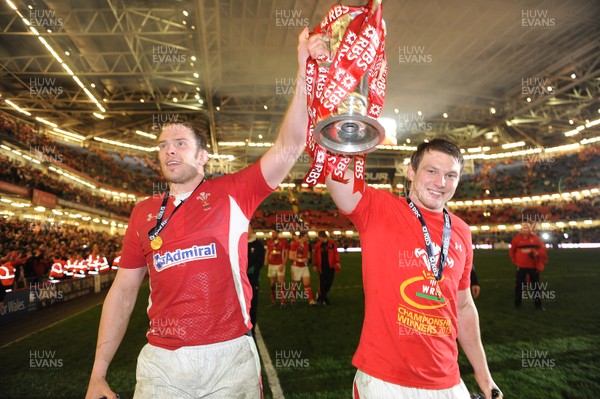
255, 324, 285, 399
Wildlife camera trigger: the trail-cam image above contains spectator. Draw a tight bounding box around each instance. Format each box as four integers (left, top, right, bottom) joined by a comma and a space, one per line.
509, 221, 548, 310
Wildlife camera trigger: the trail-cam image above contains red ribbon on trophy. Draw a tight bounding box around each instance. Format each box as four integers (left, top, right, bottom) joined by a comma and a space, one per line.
303, 1, 387, 193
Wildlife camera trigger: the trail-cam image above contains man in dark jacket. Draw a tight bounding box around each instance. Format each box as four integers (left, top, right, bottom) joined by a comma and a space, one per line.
312, 231, 341, 305
247, 226, 265, 334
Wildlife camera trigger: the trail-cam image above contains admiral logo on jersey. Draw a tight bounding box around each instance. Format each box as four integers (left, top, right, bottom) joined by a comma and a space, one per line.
153, 243, 217, 271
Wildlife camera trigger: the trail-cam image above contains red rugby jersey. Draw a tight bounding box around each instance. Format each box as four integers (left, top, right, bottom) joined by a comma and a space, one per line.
346, 186, 472, 389
290, 240, 309, 266
120, 163, 273, 349
266, 238, 288, 265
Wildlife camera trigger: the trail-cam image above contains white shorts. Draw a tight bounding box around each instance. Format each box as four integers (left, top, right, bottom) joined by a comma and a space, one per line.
352, 369, 470, 399
267, 264, 285, 278
291, 265, 310, 281
134, 335, 261, 398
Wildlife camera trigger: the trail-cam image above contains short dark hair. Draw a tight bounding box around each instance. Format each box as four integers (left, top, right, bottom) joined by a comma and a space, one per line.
161, 121, 209, 152
298, 231, 307, 238
410, 138, 464, 173
318, 231, 328, 238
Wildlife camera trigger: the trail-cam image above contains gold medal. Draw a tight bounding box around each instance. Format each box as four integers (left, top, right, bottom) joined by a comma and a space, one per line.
150, 236, 163, 250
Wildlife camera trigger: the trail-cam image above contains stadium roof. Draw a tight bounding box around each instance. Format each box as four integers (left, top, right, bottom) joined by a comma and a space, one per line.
1, 0, 599, 176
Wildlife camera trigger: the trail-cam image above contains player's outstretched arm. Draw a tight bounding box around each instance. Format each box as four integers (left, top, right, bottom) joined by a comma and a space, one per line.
456, 289, 503, 399
85, 267, 147, 399
325, 171, 363, 214
260, 28, 310, 189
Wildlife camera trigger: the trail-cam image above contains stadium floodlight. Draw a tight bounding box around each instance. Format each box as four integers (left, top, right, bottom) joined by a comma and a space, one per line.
52, 128, 85, 141
135, 130, 157, 139
585, 119, 600, 128
564, 125, 585, 137
5, 99, 31, 116
35, 117, 57, 128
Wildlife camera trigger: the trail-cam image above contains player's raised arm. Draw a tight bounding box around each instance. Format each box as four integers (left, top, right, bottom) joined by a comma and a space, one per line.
325, 170, 363, 214
260, 28, 310, 189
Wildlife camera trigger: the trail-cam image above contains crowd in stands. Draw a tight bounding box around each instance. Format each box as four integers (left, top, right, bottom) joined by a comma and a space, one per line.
0, 154, 135, 218
450, 196, 600, 225
0, 111, 599, 267
0, 113, 161, 194
0, 218, 122, 290
455, 145, 600, 199
470, 225, 600, 247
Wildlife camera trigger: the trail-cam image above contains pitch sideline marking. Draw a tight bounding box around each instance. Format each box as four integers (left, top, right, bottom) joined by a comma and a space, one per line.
255, 324, 285, 399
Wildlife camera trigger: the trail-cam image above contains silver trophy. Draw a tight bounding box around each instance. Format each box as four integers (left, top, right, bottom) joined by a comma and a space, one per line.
314, 2, 385, 155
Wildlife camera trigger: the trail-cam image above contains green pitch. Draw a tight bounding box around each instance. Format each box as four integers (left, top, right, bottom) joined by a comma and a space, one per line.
0, 249, 598, 398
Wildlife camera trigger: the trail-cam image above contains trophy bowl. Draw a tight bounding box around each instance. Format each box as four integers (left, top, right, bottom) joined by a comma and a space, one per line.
312, 8, 386, 155
314, 75, 385, 155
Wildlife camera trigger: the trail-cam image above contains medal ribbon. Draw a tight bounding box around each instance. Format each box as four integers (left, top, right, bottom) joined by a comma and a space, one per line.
406, 198, 452, 281
148, 178, 205, 243
303, 1, 387, 192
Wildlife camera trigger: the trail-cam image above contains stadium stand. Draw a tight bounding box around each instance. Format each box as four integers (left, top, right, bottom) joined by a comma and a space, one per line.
1, 110, 598, 285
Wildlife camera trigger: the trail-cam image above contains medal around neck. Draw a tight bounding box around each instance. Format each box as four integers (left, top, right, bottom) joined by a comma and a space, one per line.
150, 235, 163, 250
